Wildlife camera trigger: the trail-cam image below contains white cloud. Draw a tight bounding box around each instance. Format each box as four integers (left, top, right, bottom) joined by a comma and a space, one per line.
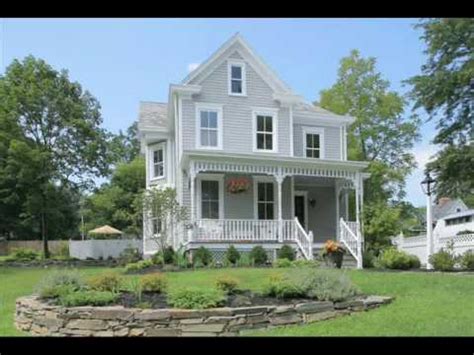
187, 63, 200, 72
412, 144, 438, 170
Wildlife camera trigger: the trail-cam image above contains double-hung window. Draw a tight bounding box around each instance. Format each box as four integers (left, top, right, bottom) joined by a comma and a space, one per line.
151, 218, 162, 235
150, 143, 165, 179
253, 110, 277, 152
303, 127, 325, 159
228, 60, 246, 96
196, 104, 223, 149
256, 181, 275, 220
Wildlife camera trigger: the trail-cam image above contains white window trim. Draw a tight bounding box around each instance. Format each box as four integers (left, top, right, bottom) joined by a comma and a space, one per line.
149, 142, 166, 181
252, 108, 279, 153
302, 126, 325, 159
195, 103, 223, 150
227, 60, 247, 96
253, 175, 277, 220
294, 191, 309, 231
196, 173, 224, 220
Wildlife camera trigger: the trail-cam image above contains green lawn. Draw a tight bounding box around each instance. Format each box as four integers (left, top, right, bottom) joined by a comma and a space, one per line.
0, 266, 473, 336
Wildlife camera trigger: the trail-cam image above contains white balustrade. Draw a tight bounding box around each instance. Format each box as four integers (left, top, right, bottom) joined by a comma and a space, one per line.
339, 218, 362, 269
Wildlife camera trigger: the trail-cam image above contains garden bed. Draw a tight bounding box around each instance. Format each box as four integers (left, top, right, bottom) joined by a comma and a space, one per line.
15, 294, 393, 337
0, 258, 120, 268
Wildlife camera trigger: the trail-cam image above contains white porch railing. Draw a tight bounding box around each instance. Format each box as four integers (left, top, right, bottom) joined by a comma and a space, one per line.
190, 219, 313, 260
339, 218, 362, 269
293, 218, 313, 260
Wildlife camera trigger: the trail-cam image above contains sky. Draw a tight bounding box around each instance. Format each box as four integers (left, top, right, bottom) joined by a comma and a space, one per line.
0, 18, 439, 206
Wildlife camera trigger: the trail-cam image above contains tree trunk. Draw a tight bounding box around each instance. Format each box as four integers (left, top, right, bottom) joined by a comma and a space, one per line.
41, 211, 49, 259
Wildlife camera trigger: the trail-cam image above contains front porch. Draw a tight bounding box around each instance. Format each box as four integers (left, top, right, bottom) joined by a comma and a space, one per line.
180, 152, 368, 268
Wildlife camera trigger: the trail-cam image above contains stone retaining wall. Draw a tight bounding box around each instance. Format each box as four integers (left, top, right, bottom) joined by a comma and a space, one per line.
15, 295, 393, 337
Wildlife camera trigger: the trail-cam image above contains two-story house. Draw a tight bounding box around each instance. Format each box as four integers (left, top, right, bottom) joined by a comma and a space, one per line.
138, 33, 369, 268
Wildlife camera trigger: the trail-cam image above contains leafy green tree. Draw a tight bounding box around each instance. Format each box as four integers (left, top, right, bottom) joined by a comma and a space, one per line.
83, 157, 146, 238
0, 56, 109, 256
107, 122, 141, 166
318, 50, 421, 249
139, 187, 187, 265
406, 18, 474, 200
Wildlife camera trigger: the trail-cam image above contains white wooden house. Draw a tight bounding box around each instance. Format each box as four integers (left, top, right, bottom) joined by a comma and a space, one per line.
138, 33, 370, 268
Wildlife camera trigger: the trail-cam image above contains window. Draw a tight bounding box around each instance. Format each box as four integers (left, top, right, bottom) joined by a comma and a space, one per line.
228, 61, 246, 96
303, 127, 325, 159
151, 218, 162, 235
150, 144, 165, 179
196, 104, 222, 149
200, 180, 220, 219
256, 182, 275, 220
253, 110, 278, 152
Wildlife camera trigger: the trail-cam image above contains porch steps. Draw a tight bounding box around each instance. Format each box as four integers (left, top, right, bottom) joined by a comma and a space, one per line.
312, 247, 358, 269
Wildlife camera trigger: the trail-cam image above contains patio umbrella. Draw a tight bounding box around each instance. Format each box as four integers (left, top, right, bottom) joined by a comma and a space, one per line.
88, 225, 123, 236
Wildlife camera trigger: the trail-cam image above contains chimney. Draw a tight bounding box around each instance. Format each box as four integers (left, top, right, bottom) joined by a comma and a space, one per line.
437, 197, 451, 206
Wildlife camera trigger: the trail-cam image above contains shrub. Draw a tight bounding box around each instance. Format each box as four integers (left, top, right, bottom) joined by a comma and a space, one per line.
460, 250, 474, 270
167, 287, 225, 309
174, 250, 191, 268
153, 246, 176, 265
9, 248, 40, 261
225, 245, 240, 266
55, 243, 70, 258
59, 290, 118, 307
298, 269, 360, 302
127, 277, 143, 302
456, 230, 474, 235
87, 272, 122, 292
237, 253, 252, 267
249, 246, 268, 266
291, 259, 319, 268
429, 248, 457, 271
277, 245, 296, 261
139, 273, 168, 293
262, 275, 305, 299
408, 254, 421, 269
125, 259, 153, 273
215, 276, 239, 294
194, 247, 212, 266
36, 270, 85, 299
362, 250, 376, 268
273, 258, 292, 268
118, 247, 141, 266
376, 248, 419, 270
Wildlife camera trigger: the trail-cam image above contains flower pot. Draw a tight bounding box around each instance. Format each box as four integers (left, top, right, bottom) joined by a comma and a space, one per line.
328, 251, 344, 268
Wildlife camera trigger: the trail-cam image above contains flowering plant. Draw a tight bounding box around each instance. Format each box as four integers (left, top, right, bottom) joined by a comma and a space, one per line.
227, 177, 250, 194
322, 240, 346, 268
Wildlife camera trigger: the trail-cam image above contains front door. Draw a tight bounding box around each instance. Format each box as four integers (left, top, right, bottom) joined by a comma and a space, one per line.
294, 191, 308, 230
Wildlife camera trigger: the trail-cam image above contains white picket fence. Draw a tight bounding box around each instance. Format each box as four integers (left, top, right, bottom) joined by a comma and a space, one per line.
392, 233, 474, 265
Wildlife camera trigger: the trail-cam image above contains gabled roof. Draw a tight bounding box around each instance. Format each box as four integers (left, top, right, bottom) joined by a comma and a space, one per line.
433, 198, 469, 221
137, 101, 168, 131
181, 32, 294, 95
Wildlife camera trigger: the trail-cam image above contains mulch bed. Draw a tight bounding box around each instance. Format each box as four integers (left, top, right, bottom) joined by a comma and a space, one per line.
117, 290, 313, 309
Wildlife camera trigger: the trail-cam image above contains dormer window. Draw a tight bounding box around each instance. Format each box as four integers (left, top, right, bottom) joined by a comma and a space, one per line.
228, 60, 246, 96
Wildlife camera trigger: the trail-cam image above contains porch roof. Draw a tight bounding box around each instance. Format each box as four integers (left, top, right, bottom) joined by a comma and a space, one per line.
182, 150, 370, 182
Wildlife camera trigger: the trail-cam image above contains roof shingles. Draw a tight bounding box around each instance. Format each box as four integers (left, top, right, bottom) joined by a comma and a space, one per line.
138, 101, 168, 130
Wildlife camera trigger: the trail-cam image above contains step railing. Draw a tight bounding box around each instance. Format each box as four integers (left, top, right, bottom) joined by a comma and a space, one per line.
339, 218, 362, 269
294, 218, 313, 260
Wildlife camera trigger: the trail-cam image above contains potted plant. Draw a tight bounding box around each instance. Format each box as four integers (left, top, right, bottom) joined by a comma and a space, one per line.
322, 240, 346, 268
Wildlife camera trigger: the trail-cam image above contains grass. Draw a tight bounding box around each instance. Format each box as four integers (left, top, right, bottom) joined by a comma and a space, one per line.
0, 266, 473, 336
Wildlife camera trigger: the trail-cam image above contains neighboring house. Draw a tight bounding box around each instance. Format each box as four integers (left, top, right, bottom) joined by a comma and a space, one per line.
432, 197, 468, 224
433, 209, 474, 239
138, 33, 369, 268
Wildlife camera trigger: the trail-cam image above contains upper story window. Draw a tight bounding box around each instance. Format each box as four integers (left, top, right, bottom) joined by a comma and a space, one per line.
228, 60, 246, 96
253, 109, 278, 153
150, 143, 165, 180
196, 103, 223, 150
303, 127, 325, 159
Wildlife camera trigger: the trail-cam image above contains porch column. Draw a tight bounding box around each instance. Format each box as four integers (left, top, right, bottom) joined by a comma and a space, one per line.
276, 174, 284, 243
335, 180, 340, 240
355, 173, 363, 269
189, 165, 196, 223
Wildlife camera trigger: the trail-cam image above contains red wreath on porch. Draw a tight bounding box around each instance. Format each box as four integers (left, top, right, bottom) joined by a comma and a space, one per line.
227, 177, 251, 194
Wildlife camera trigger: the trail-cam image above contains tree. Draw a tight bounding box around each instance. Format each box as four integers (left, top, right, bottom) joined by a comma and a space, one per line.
318, 50, 421, 249
0, 56, 109, 256
319, 49, 421, 202
139, 187, 187, 265
107, 122, 141, 166
83, 157, 146, 238
406, 18, 474, 199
